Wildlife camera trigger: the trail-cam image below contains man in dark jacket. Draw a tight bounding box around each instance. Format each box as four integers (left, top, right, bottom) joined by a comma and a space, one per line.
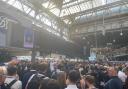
104, 67, 123, 89
22, 64, 37, 89
123, 67, 128, 89
22, 64, 45, 89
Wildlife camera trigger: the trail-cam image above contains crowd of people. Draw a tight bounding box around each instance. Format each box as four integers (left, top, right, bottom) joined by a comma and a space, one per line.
0, 59, 128, 89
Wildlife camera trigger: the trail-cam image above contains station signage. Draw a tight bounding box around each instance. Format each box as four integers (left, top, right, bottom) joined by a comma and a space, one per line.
24, 29, 34, 48
0, 15, 8, 47
0, 16, 8, 29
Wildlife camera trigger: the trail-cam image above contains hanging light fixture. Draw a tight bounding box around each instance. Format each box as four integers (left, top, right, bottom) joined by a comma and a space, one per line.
102, 26, 106, 36
120, 31, 123, 36
75, 29, 78, 32
120, 23, 123, 36
83, 37, 86, 40
113, 32, 116, 42
113, 39, 116, 43
102, 10, 106, 36
118, 6, 123, 36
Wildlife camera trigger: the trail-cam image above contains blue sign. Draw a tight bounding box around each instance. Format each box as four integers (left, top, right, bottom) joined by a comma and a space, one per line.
24, 29, 34, 48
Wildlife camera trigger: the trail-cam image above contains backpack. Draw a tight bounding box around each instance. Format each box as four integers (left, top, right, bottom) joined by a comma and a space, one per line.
26, 73, 45, 89
3, 80, 17, 89
76, 80, 81, 89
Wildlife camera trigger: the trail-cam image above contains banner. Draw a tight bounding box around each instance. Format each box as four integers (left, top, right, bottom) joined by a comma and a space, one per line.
0, 16, 8, 47
83, 46, 86, 56
0, 16, 8, 29
24, 29, 34, 48
89, 52, 96, 61
0, 28, 6, 47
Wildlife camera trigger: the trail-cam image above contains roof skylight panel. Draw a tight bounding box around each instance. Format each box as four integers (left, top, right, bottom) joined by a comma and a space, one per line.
7, 0, 16, 5
2, 0, 6, 1
12, 1, 23, 11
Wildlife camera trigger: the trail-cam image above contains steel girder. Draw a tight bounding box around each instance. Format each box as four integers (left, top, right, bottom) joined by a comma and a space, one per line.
21, 0, 67, 27
61, 0, 128, 20
62, 0, 91, 9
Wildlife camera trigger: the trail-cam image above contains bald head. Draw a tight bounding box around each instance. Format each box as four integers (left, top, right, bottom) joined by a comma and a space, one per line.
107, 67, 117, 77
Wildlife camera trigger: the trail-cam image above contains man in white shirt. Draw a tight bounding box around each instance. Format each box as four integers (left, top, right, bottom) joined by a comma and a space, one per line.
50, 61, 55, 72
4, 66, 22, 89
65, 70, 80, 89
118, 70, 127, 83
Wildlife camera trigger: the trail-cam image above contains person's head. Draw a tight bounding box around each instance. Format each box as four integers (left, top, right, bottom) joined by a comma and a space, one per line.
47, 79, 60, 89
57, 71, 66, 87
123, 67, 128, 76
0, 67, 6, 85
85, 75, 95, 86
39, 78, 50, 89
66, 70, 80, 85
7, 66, 17, 76
30, 63, 38, 70
8, 59, 19, 66
38, 63, 48, 73
107, 67, 117, 77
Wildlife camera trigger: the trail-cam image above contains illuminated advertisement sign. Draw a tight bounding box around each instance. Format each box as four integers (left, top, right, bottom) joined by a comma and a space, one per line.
24, 29, 34, 48
0, 16, 8, 47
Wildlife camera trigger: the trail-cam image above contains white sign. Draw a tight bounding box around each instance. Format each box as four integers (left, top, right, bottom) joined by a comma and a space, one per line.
0, 16, 8, 29
0, 16, 8, 47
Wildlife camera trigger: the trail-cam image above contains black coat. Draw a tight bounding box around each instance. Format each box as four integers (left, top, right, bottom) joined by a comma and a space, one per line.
22, 70, 37, 89
104, 76, 123, 89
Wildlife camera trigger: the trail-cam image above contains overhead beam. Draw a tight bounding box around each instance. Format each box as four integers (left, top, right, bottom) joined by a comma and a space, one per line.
63, 0, 75, 5
61, 0, 128, 20
70, 15, 128, 36
0, 0, 59, 33
23, 0, 67, 26
71, 27, 128, 37
62, 0, 91, 9
73, 12, 128, 26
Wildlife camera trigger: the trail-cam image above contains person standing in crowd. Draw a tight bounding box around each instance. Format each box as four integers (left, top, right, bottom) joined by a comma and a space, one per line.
22, 63, 38, 89
0, 67, 6, 89
104, 67, 123, 89
118, 67, 127, 83
4, 66, 22, 89
65, 70, 80, 89
39, 79, 60, 89
22, 63, 46, 89
50, 61, 55, 73
85, 75, 97, 89
0, 58, 19, 66
57, 71, 67, 89
47, 79, 60, 89
123, 67, 128, 89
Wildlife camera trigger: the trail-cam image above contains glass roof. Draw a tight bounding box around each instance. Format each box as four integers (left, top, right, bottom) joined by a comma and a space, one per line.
42, 0, 121, 17
2, 0, 126, 25
1, 0, 127, 42
1, 0, 70, 40
41, 0, 124, 25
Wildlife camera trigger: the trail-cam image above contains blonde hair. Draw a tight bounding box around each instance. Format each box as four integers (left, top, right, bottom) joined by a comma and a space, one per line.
0, 66, 7, 75
85, 75, 95, 84
57, 71, 66, 87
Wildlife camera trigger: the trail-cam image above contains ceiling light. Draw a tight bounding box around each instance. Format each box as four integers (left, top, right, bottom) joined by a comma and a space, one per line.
120, 32, 123, 36
87, 41, 90, 44
83, 37, 86, 40
75, 29, 78, 32
113, 40, 116, 43
102, 29, 105, 36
